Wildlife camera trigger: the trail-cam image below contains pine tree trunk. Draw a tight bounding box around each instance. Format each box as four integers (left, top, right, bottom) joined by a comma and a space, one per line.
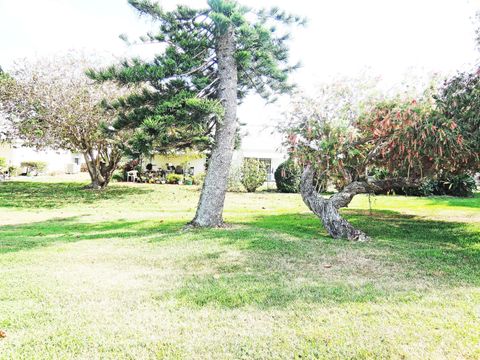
191, 26, 237, 227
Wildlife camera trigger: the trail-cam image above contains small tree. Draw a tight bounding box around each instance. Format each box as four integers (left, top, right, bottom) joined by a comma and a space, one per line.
0, 56, 129, 189
285, 96, 474, 241
241, 158, 266, 192
0, 72, 17, 142
227, 165, 244, 192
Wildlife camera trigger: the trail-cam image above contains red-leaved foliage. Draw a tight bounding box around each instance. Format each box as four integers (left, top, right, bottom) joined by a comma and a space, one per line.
357, 100, 471, 178
285, 98, 473, 189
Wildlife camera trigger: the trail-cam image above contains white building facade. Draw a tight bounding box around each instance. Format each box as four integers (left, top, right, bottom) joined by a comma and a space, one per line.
0, 141, 84, 174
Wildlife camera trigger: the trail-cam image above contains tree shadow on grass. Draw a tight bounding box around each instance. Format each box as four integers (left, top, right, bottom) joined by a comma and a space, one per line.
244, 209, 479, 251
0, 217, 179, 254
0, 181, 152, 209
251, 209, 480, 274
171, 209, 480, 309
2, 211, 479, 309
1, 216, 380, 308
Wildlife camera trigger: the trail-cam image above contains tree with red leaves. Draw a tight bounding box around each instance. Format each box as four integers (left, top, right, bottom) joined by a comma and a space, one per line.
284, 96, 475, 241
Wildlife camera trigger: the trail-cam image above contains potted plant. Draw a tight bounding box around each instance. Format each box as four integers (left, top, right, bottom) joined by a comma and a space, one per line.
184, 176, 193, 185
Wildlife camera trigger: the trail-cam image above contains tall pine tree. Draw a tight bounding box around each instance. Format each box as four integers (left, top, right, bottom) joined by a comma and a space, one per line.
88, 0, 304, 226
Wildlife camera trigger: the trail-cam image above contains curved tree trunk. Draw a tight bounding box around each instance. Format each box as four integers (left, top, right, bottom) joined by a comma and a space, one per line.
191, 26, 237, 227
300, 166, 370, 241
300, 166, 417, 241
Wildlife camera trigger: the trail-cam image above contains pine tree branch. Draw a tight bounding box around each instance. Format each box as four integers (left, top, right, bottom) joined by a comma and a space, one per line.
196, 77, 219, 98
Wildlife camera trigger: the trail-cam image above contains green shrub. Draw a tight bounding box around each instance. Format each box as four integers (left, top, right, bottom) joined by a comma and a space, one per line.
241, 158, 266, 193
194, 172, 206, 186
227, 166, 245, 192
184, 176, 193, 185
0, 157, 6, 169
274, 159, 301, 193
405, 175, 476, 197
374, 172, 476, 197
8, 165, 17, 176
20, 161, 47, 175
111, 171, 125, 182
166, 173, 183, 184
438, 174, 477, 197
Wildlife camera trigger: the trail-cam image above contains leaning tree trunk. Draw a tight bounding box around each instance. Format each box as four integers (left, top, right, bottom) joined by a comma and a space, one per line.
300, 165, 416, 241
300, 165, 371, 241
191, 26, 237, 227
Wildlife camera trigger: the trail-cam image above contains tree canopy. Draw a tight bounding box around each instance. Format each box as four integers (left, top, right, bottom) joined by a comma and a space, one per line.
0, 56, 129, 189
87, 0, 304, 157
435, 70, 480, 172
283, 86, 476, 240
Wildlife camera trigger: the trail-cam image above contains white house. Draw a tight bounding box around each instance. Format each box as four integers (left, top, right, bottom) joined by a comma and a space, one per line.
149, 148, 286, 180
0, 139, 287, 179
0, 141, 84, 174
0, 111, 287, 178
147, 123, 288, 181
0, 113, 84, 174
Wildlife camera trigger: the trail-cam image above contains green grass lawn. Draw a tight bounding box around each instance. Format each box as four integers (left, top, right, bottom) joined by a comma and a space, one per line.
0, 179, 479, 359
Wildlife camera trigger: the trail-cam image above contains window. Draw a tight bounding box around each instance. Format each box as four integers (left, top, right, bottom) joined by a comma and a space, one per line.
245, 157, 272, 181
74, 157, 80, 165
258, 158, 272, 176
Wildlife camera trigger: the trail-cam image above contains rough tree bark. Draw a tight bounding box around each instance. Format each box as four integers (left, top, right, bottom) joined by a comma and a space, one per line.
191, 26, 237, 227
83, 147, 122, 190
300, 165, 414, 241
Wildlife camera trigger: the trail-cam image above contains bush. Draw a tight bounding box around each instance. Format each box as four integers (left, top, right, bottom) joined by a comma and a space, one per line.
241, 158, 266, 193
166, 173, 183, 184
274, 159, 302, 193
437, 174, 477, 197
111, 171, 124, 182
0, 157, 6, 169
227, 166, 245, 192
406, 175, 476, 197
20, 161, 47, 175
8, 165, 18, 176
192, 173, 204, 185
184, 177, 193, 185
413, 175, 476, 197
374, 172, 477, 197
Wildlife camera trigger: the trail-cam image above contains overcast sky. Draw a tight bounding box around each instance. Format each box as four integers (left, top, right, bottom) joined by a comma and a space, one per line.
1, 0, 479, 151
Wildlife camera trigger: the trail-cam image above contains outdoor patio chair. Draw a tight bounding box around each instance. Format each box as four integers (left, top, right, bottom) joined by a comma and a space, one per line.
126, 170, 138, 182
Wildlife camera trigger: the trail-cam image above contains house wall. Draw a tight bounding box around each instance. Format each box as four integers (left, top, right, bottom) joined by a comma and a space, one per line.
0, 142, 83, 174
149, 153, 206, 175
146, 149, 287, 180
0, 143, 12, 164
233, 150, 287, 182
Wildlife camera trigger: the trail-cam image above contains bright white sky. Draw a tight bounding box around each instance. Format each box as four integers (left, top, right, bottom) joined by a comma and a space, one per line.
1, 0, 479, 152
